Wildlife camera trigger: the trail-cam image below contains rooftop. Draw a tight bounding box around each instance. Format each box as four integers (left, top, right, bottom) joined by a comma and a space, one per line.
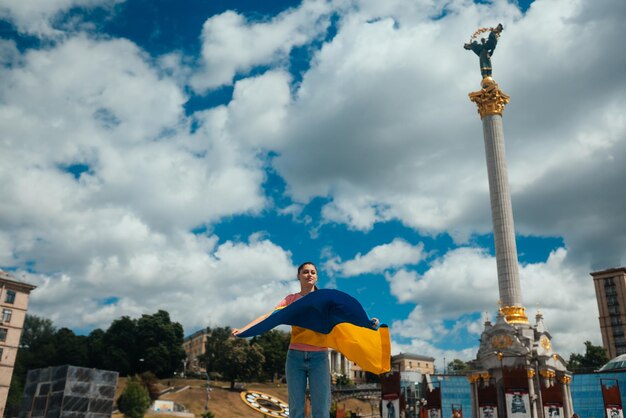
392, 352, 435, 362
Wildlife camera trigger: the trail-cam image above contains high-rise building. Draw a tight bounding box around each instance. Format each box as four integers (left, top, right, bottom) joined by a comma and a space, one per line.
0, 269, 36, 417
591, 267, 626, 359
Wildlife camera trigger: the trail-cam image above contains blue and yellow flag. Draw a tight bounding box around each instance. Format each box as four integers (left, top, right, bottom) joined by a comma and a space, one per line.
237, 289, 391, 374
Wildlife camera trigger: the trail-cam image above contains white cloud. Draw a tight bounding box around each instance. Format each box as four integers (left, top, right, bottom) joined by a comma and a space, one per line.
0, 0, 124, 36
24, 233, 298, 332
272, 0, 626, 264
386, 246, 602, 356
0, 35, 283, 331
326, 238, 425, 276
191, 0, 333, 91
225, 70, 292, 149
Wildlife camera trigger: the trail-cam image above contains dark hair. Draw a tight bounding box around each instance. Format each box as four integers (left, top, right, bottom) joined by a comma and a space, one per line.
297, 261, 319, 290
297, 261, 317, 274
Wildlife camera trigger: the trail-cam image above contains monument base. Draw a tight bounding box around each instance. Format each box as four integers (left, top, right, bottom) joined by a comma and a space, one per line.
468, 311, 573, 418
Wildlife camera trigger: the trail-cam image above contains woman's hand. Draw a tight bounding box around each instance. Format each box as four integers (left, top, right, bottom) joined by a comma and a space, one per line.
370, 318, 380, 329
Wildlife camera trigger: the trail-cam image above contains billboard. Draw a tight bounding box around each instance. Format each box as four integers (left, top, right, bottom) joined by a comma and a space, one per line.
505, 390, 531, 418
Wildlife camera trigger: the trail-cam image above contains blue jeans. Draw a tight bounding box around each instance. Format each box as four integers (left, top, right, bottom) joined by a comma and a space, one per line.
285, 349, 330, 418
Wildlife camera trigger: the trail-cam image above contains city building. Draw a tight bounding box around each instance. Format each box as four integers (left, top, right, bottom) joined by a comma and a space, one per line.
420, 367, 626, 418
591, 267, 626, 358
0, 269, 36, 417
182, 329, 208, 373
391, 353, 435, 375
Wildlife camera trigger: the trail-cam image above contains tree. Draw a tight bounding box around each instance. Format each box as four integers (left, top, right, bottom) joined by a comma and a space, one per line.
221, 338, 265, 389
568, 340, 609, 372
335, 374, 354, 386
86, 328, 107, 369
5, 314, 57, 415
139, 371, 161, 400
199, 326, 232, 376
20, 315, 56, 348
117, 376, 151, 418
51, 328, 89, 366
251, 330, 290, 381
103, 316, 138, 375
448, 359, 471, 373
102, 310, 185, 377
135, 310, 186, 378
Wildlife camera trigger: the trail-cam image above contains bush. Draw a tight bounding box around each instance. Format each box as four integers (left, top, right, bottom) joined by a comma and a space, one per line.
117, 376, 151, 418
140, 371, 161, 400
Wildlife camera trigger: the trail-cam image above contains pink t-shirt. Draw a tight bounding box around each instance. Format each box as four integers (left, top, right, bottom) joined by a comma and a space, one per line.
275, 292, 328, 352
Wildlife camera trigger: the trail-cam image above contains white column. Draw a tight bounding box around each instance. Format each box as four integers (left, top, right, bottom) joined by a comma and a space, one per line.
482, 114, 522, 307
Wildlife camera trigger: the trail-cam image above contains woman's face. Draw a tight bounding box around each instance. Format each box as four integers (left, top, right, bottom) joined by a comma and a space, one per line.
298, 263, 317, 287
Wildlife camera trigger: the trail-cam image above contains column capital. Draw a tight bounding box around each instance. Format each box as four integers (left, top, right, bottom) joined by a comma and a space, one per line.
469, 77, 510, 119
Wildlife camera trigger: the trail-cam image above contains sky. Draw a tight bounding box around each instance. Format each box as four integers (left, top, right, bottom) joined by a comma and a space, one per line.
0, 0, 625, 367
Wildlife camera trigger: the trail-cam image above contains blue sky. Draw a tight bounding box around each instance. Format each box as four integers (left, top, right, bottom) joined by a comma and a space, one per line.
1, 0, 624, 364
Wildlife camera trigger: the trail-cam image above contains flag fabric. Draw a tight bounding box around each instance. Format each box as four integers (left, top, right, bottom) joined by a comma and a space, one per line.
236, 289, 391, 374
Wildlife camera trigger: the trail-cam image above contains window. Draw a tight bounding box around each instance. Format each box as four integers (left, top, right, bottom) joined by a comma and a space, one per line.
409, 361, 412, 368
2, 309, 11, 323
4, 290, 15, 304
0, 328, 7, 342
0, 348, 3, 362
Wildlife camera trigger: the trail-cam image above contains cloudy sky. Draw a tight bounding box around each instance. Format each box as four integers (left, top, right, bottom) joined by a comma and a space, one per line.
1, 0, 624, 366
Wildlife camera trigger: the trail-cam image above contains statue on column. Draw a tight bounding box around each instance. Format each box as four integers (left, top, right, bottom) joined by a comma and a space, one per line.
464, 23, 504, 77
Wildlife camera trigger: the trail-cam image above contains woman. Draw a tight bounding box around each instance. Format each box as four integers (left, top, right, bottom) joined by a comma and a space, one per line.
232, 262, 331, 418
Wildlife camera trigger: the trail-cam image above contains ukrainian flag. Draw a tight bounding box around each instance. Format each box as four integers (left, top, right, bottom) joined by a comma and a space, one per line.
236, 289, 391, 374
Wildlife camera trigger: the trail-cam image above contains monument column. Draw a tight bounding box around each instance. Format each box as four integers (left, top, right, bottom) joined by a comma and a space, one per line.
466, 25, 572, 418
469, 77, 527, 323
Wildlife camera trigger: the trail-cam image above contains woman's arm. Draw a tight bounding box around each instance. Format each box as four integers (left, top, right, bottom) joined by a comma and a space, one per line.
231, 311, 272, 336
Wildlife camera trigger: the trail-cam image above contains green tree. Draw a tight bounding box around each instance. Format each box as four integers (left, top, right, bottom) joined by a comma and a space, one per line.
20, 315, 56, 348
5, 314, 58, 416
448, 358, 471, 373
199, 326, 232, 376
221, 338, 265, 389
568, 340, 609, 372
117, 376, 151, 418
52, 328, 89, 366
139, 371, 161, 400
251, 330, 290, 381
103, 316, 138, 375
135, 310, 186, 377
335, 374, 354, 386
86, 328, 107, 369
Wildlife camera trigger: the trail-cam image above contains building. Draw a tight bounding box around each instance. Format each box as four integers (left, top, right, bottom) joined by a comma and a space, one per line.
591, 267, 626, 358
0, 269, 36, 417
19, 365, 118, 418
419, 366, 626, 418
391, 353, 435, 375
182, 329, 208, 373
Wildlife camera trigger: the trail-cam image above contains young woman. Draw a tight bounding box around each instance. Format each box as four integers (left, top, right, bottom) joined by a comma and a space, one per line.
232, 262, 330, 418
